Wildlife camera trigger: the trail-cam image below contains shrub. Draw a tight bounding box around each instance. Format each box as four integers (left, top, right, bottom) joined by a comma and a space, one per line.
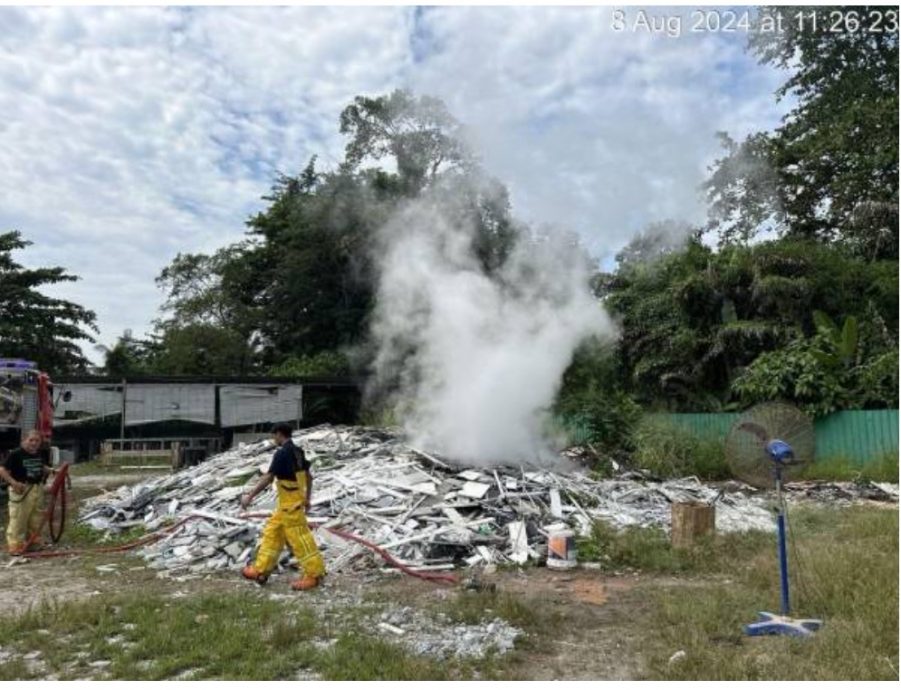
269, 351, 351, 377
631, 416, 730, 479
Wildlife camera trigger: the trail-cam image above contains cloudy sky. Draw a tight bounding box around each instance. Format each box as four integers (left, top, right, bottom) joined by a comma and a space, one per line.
0, 6, 789, 357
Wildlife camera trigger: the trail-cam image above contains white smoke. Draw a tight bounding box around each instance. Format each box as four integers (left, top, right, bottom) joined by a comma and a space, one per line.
370, 186, 614, 465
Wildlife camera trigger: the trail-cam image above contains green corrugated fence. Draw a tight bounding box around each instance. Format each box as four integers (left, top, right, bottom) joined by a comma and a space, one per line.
662, 409, 899, 466
559, 409, 899, 466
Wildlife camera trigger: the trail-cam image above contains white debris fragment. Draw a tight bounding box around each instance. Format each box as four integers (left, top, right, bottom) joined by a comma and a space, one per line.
460, 481, 492, 499
377, 622, 406, 636
668, 650, 687, 664
508, 521, 529, 565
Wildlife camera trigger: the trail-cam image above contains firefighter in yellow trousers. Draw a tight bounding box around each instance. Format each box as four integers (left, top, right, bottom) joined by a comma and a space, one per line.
240, 423, 325, 590
0, 430, 54, 554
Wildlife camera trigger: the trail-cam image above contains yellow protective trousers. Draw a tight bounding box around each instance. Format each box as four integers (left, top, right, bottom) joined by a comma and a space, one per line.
253, 472, 325, 578
6, 484, 44, 550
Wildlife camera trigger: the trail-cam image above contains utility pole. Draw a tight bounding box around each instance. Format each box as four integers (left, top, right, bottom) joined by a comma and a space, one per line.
120, 377, 127, 441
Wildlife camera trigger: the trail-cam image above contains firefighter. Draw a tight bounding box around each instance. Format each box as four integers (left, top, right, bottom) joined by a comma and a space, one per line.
240, 423, 325, 590
0, 429, 54, 554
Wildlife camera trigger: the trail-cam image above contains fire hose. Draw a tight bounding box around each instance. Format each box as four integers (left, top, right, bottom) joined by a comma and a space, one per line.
239, 511, 458, 585
15, 461, 73, 554
14, 471, 459, 584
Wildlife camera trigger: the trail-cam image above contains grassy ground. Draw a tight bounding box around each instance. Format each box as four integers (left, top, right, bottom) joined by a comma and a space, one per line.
798, 453, 899, 483
577, 506, 898, 680
0, 465, 896, 680
0, 591, 464, 680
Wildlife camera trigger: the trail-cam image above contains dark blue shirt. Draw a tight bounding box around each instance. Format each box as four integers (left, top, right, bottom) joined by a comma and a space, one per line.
267, 439, 310, 480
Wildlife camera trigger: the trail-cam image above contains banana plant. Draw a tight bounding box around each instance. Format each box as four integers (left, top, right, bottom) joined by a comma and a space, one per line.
811, 311, 859, 368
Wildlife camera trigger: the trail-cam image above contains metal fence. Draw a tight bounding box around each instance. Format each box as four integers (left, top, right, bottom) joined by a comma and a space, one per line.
559, 409, 898, 465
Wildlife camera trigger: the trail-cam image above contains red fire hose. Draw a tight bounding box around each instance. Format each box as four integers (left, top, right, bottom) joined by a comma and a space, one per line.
239, 510, 459, 585
18, 463, 205, 559
14, 475, 459, 584
14, 462, 73, 555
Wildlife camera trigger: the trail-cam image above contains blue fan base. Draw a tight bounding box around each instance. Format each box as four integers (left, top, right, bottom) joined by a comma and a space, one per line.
744, 611, 823, 638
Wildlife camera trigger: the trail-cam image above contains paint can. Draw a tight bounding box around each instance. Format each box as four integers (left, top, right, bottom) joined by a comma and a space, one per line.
546, 528, 577, 570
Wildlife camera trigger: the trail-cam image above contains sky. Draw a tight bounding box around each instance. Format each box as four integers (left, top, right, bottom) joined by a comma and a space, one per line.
0, 6, 790, 359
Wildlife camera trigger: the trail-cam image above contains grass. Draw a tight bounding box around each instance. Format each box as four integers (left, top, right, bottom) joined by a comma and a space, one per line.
798, 453, 899, 483
577, 520, 773, 575
637, 506, 899, 680
0, 592, 459, 681
438, 588, 564, 640
65, 522, 148, 548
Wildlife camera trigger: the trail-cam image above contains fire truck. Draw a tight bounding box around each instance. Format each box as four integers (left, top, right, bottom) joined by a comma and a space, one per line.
0, 358, 57, 445
0, 359, 70, 498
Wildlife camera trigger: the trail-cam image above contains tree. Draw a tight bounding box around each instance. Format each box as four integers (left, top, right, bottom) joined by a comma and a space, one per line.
732, 312, 898, 416
96, 330, 153, 378
599, 234, 898, 411
0, 231, 97, 374
235, 91, 520, 367
339, 90, 475, 196
154, 242, 263, 374
150, 324, 250, 376
706, 6, 899, 257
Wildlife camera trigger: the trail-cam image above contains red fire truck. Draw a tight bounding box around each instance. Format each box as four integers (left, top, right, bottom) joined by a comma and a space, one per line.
0, 358, 57, 447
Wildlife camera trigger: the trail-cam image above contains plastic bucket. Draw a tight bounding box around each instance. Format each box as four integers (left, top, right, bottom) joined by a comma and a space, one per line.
546, 529, 577, 570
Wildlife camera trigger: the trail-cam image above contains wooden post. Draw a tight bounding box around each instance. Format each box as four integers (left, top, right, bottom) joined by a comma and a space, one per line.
671, 502, 715, 549
100, 442, 112, 467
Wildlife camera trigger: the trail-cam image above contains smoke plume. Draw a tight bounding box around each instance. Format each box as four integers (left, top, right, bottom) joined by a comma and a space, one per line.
369, 185, 614, 465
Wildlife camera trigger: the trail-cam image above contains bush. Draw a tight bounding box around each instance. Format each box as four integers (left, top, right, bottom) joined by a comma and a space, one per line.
560, 389, 642, 454
269, 351, 351, 377
631, 416, 730, 479
555, 339, 642, 454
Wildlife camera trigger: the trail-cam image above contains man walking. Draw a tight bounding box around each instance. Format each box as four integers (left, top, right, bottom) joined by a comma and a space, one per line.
240, 423, 325, 590
0, 430, 53, 554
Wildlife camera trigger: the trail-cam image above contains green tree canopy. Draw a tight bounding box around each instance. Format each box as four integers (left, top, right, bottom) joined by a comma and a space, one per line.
152, 89, 522, 373
598, 236, 897, 412
706, 6, 899, 258
0, 231, 97, 374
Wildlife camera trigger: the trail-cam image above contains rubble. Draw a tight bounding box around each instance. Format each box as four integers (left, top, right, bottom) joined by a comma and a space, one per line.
373, 606, 520, 659
78, 425, 897, 577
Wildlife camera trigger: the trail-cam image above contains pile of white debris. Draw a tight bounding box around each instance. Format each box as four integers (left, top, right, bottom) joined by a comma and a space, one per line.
78, 425, 897, 577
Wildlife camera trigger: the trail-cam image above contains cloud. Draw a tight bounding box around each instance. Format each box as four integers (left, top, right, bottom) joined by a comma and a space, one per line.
404, 6, 789, 257
0, 6, 788, 360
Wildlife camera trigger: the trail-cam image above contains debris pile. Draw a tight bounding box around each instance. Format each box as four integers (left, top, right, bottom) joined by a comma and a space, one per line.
373, 606, 520, 659
78, 425, 894, 577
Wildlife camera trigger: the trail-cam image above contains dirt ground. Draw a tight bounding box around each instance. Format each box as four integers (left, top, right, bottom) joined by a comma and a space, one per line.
0, 468, 663, 680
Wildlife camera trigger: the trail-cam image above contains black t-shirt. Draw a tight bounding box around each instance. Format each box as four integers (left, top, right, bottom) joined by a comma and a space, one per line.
2, 447, 46, 484
267, 439, 310, 481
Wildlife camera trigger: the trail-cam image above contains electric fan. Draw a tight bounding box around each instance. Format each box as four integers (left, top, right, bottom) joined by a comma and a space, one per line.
724, 401, 823, 638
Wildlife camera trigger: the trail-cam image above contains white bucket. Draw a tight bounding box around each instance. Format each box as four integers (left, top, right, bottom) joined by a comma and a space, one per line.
546, 529, 577, 570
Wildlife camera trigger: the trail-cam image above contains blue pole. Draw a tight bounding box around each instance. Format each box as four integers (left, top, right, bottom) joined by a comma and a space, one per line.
777, 509, 790, 615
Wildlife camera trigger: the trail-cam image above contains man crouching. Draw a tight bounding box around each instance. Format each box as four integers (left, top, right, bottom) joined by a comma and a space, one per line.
240, 423, 325, 590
